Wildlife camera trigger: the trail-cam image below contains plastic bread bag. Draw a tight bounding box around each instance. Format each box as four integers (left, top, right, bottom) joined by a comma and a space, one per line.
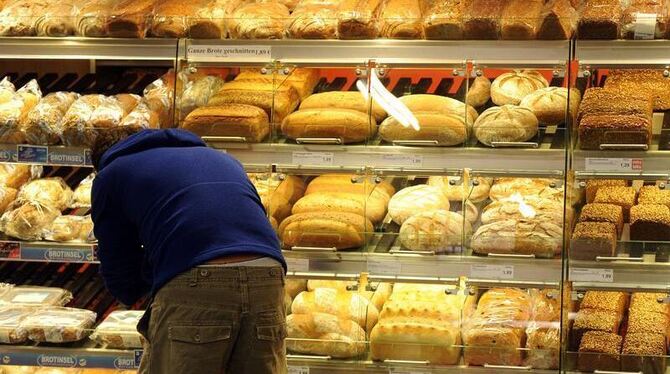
34, 0, 77, 37
43, 215, 94, 243
0, 283, 13, 298
17, 177, 73, 212
0, 0, 51, 36
22, 92, 79, 145
178, 75, 225, 120
287, 0, 342, 39
21, 306, 96, 343
90, 310, 145, 349
90, 94, 140, 129
422, 0, 464, 40
70, 173, 94, 209
121, 101, 160, 129
0, 286, 73, 306
524, 289, 560, 369
75, 0, 115, 37
143, 75, 174, 128
379, 0, 425, 39
338, 0, 384, 39
187, 0, 244, 39
60, 94, 105, 146
622, 0, 668, 39
107, 0, 157, 38
0, 185, 18, 216
228, 1, 290, 39
0, 164, 42, 189
152, 0, 214, 38
0, 79, 42, 141
0, 201, 61, 241
0, 305, 34, 344
0, 76, 16, 104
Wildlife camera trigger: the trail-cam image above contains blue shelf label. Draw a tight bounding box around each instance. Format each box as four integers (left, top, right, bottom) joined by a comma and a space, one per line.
1, 351, 137, 369
17, 145, 48, 163
134, 350, 143, 368
48, 149, 87, 165
21, 246, 95, 262
37, 354, 77, 367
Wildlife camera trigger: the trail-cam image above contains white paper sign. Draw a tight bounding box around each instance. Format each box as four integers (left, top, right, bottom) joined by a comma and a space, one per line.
288, 366, 309, 374
286, 258, 310, 272
470, 264, 514, 280
367, 258, 402, 275
187, 45, 272, 61
292, 152, 334, 166
570, 267, 614, 283
635, 13, 657, 40
585, 158, 643, 172
379, 154, 423, 167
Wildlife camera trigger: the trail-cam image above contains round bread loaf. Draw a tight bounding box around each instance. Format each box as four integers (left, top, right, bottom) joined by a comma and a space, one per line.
491, 70, 549, 105
427, 176, 492, 203
473, 105, 539, 146
388, 185, 450, 225
399, 209, 471, 252
520, 87, 581, 124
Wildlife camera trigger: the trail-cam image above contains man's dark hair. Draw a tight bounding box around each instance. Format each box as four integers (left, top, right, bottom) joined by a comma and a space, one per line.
91, 126, 144, 170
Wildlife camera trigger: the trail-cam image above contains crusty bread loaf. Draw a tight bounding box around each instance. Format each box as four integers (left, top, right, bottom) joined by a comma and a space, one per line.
399, 210, 471, 252
482, 197, 563, 225
471, 219, 562, 258
279, 212, 373, 249
388, 185, 450, 225
235, 68, 320, 100
305, 174, 395, 201
338, 0, 384, 39
427, 176, 492, 203
399, 94, 478, 125
228, 2, 289, 39
491, 70, 549, 106
107, 0, 156, 38
299, 91, 387, 122
380, 112, 468, 146
474, 105, 539, 146
292, 288, 379, 331
249, 174, 306, 205
281, 109, 377, 144
538, 0, 577, 40
292, 192, 387, 224
287, 0, 341, 39
490, 178, 555, 200
520, 87, 581, 124
379, 0, 424, 39
287, 312, 367, 358
182, 104, 270, 142
466, 76, 491, 108
208, 81, 300, 122
500, 0, 543, 39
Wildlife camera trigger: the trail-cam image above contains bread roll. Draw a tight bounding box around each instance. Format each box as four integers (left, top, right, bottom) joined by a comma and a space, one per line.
380, 112, 467, 146
208, 81, 300, 123
235, 68, 319, 100
299, 91, 386, 122
491, 70, 549, 106
473, 105, 539, 146
388, 185, 450, 225
44, 215, 93, 243
279, 212, 373, 249
520, 87, 581, 124
482, 197, 563, 225
182, 104, 270, 142
471, 219, 562, 258
281, 109, 377, 144
0, 201, 60, 241
287, 313, 366, 358
379, 0, 423, 39
399, 209, 471, 252
292, 288, 379, 331
228, 2, 289, 39
427, 176, 492, 203
399, 94, 478, 125
292, 192, 387, 224
466, 76, 491, 108
22, 92, 78, 145
17, 177, 72, 212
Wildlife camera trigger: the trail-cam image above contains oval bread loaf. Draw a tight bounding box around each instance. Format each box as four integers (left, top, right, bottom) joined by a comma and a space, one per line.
292, 288, 379, 331
305, 174, 395, 200
278, 211, 373, 249
471, 219, 562, 258
286, 312, 367, 358
379, 112, 468, 146
399, 209, 471, 252
473, 105, 539, 146
300, 91, 387, 122
388, 185, 450, 225
292, 192, 388, 224
427, 176, 492, 203
399, 94, 479, 125
281, 109, 377, 143
181, 104, 270, 142
489, 178, 554, 201
520, 86, 581, 124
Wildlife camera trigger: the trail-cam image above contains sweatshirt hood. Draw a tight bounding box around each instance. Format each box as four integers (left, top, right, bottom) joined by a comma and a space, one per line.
98, 129, 206, 170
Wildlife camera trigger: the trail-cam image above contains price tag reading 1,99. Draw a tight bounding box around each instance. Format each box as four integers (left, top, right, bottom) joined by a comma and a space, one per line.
292, 152, 334, 166
288, 366, 309, 374
470, 264, 514, 280
569, 268, 614, 283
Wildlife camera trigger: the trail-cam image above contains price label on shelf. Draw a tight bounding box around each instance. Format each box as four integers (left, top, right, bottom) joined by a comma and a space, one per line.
569, 267, 614, 283
585, 158, 643, 172
634, 13, 657, 40
186, 45, 272, 62
379, 154, 423, 167
470, 264, 514, 280
292, 152, 334, 166
367, 258, 402, 275
288, 366, 309, 374
286, 258, 309, 272
17, 145, 47, 163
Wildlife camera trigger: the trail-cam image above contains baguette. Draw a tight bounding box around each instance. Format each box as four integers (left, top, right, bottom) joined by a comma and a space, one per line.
380, 112, 467, 146
279, 212, 373, 249
300, 91, 386, 122
466, 76, 491, 108
281, 109, 377, 144
181, 104, 270, 142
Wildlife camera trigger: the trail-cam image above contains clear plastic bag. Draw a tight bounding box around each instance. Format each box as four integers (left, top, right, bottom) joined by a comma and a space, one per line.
422, 0, 464, 40
0, 79, 42, 142
70, 173, 94, 209
0, 201, 61, 241
17, 177, 73, 212
75, 0, 115, 37
22, 92, 79, 145
34, 0, 77, 37
0, 305, 33, 344
0, 0, 52, 36
143, 75, 174, 128
0, 76, 16, 104
178, 75, 225, 121
107, 0, 157, 38
22, 306, 96, 343
0, 286, 72, 306
0, 164, 42, 189
43, 215, 94, 243
287, 0, 342, 39
228, 2, 289, 39
90, 310, 144, 349
60, 94, 105, 147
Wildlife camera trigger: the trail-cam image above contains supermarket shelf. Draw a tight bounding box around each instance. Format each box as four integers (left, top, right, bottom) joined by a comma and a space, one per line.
0, 144, 92, 167
573, 149, 670, 177
0, 38, 178, 61
569, 259, 670, 291
221, 143, 566, 175
0, 344, 139, 370
0, 241, 97, 263
183, 39, 570, 66
576, 39, 670, 67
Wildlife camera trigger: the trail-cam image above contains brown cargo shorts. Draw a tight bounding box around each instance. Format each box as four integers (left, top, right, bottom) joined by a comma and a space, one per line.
137, 265, 287, 374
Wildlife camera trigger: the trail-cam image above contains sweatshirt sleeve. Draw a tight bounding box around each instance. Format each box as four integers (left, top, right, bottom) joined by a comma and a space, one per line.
91, 173, 149, 306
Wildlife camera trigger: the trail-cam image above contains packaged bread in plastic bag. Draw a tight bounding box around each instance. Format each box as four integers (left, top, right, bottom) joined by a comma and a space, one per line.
107, 0, 157, 38
22, 92, 79, 145
22, 306, 96, 343
0, 305, 33, 344
0, 164, 41, 189
338, 0, 384, 39
17, 177, 73, 211
144, 75, 174, 128
0, 185, 18, 215
0, 0, 52, 36
75, 0, 115, 37
525, 289, 561, 369
91, 310, 144, 349
90, 94, 140, 129
60, 94, 105, 146
121, 101, 160, 129
0, 77, 16, 104
34, 0, 77, 37
0, 201, 61, 240
70, 173, 94, 208
0, 286, 72, 306
178, 75, 225, 120
0, 80, 42, 143
44, 215, 94, 243
287, 0, 342, 39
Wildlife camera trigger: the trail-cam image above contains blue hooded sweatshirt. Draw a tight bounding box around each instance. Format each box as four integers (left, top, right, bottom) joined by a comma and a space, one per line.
91, 129, 285, 305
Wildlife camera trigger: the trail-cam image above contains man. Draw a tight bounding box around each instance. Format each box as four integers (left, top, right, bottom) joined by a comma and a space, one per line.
91, 127, 287, 374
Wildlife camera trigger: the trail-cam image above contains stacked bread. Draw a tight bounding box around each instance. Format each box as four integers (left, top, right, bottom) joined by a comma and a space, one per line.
0, 79, 42, 144
283, 91, 383, 144
621, 292, 669, 372
370, 283, 472, 364
462, 288, 532, 366
471, 178, 564, 258
577, 0, 623, 39
278, 174, 394, 250
247, 173, 306, 229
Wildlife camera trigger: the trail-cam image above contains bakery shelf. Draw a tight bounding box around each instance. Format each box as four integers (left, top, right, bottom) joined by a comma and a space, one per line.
0, 241, 97, 263
576, 40, 670, 67
0, 144, 92, 167
0, 344, 139, 370
0, 38, 179, 61
569, 259, 670, 292
182, 39, 570, 67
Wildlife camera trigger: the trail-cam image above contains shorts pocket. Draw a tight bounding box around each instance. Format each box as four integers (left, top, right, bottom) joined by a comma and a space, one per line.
257, 322, 288, 342
169, 325, 232, 374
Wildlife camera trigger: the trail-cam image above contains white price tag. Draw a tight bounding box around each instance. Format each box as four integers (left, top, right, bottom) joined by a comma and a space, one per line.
292, 152, 334, 166
470, 264, 514, 280
288, 366, 309, 374
570, 267, 614, 283
187, 45, 272, 62
379, 154, 423, 167
12, 292, 49, 304
367, 258, 402, 275
389, 369, 430, 374
585, 158, 643, 172
635, 13, 657, 40
286, 258, 309, 272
